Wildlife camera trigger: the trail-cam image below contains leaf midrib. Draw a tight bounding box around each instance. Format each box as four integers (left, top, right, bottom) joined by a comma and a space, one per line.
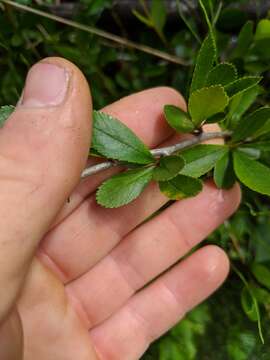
94, 125, 152, 160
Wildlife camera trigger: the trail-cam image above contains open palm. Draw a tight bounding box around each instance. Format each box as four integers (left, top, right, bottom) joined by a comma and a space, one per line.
0, 58, 240, 360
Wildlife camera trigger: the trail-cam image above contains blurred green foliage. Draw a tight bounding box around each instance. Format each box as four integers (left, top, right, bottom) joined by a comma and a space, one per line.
0, 0, 270, 358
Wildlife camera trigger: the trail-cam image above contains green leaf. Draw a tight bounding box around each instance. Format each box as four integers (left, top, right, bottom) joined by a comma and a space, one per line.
205, 112, 226, 124
231, 20, 254, 58
206, 63, 237, 86
159, 175, 202, 200
132, 10, 152, 27
245, 141, 270, 151
255, 19, 270, 41
233, 265, 264, 344
0, 105, 15, 128
227, 86, 259, 128
252, 286, 270, 305
188, 86, 229, 126
92, 111, 154, 164
232, 107, 270, 142
238, 147, 260, 160
190, 35, 216, 94
180, 144, 227, 178
199, 0, 214, 22
96, 167, 154, 208
176, 0, 201, 44
164, 105, 194, 133
153, 155, 185, 181
214, 151, 235, 189
151, 0, 167, 33
241, 286, 259, 322
225, 77, 262, 98
251, 264, 270, 290
233, 151, 270, 196
198, 0, 215, 41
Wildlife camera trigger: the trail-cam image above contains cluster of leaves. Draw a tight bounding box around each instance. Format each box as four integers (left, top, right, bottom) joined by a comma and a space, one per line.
76, 27, 270, 210
1, 0, 270, 358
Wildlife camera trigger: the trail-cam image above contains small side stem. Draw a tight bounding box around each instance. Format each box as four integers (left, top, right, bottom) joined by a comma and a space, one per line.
81, 131, 230, 179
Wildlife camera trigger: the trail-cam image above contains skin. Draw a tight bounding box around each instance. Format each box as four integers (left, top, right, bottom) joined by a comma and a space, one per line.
0, 57, 241, 360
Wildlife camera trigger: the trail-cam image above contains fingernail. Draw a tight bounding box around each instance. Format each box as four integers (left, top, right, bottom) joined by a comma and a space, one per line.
21, 63, 69, 108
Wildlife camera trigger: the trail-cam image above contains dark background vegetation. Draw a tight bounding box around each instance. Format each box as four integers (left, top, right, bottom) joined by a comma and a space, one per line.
0, 0, 270, 358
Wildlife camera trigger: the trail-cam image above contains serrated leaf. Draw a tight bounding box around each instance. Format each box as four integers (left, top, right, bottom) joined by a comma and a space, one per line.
233, 151, 270, 196
159, 175, 202, 200
153, 155, 185, 181
164, 105, 194, 133
225, 77, 262, 98
251, 264, 270, 290
96, 167, 153, 208
206, 63, 237, 87
0, 105, 15, 128
180, 144, 227, 178
231, 20, 254, 58
214, 150, 235, 189
92, 111, 154, 164
190, 35, 216, 94
151, 0, 167, 33
188, 86, 229, 126
232, 107, 270, 142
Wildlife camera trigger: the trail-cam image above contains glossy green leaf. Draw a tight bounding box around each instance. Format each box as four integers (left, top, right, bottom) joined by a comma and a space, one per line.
159, 175, 202, 200
214, 151, 235, 189
96, 167, 154, 208
181, 144, 227, 178
232, 107, 270, 142
190, 35, 216, 94
206, 63, 237, 86
233, 151, 270, 196
153, 155, 185, 181
188, 86, 229, 126
0, 105, 15, 128
231, 20, 254, 58
250, 117, 270, 140
92, 111, 154, 164
251, 264, 270, 290
227, 86, 259, 128
225, 77, 262, 98
205, 112, 226, 124
255, 19, 270, 41
164, 105, 194, 133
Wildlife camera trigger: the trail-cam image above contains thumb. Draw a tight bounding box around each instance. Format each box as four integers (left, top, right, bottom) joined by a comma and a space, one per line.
0, 57, 92, 319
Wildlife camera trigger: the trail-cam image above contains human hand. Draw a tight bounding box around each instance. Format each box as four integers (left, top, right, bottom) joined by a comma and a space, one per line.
0, 58, 240, 360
